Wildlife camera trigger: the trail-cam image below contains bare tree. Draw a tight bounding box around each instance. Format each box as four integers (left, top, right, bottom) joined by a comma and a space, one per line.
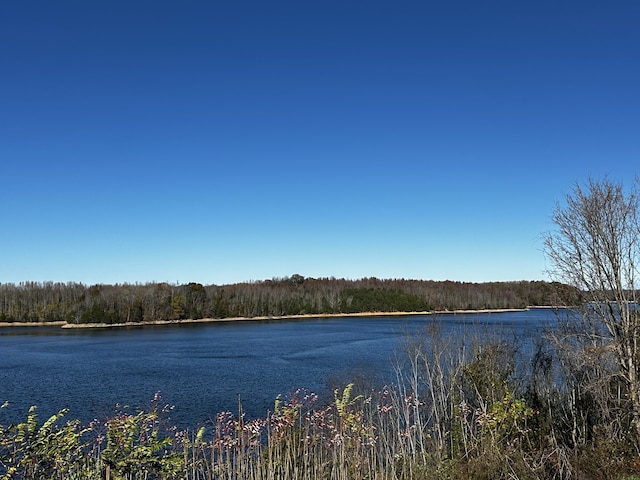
544, 177, 640, 439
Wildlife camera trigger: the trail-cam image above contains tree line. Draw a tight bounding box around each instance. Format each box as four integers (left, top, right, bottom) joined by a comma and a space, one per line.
0, 277, 578, 325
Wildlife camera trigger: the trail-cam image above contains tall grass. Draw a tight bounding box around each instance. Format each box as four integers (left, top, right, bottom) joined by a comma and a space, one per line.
2, 322, 640, 479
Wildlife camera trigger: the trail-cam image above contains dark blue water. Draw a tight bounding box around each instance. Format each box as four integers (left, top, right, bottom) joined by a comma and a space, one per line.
0, 309, 556, 428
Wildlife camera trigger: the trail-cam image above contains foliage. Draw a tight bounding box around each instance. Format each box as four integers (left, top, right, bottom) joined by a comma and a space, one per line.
340, 287, 431, 313
0, 404, 96, 480
0, 278, 573, 325
101, 404, 183, 479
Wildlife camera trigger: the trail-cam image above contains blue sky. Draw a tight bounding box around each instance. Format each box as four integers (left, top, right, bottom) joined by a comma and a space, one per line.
1, 1, 638, 285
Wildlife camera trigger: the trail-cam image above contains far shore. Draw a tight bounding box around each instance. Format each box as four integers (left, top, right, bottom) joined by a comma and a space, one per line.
0, 306, 559, 329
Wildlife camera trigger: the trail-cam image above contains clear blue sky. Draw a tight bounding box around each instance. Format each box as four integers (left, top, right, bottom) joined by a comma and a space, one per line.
1, 1, 638, 286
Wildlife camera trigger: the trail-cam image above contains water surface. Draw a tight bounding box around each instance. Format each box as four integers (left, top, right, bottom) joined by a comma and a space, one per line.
0, 309, 556, 427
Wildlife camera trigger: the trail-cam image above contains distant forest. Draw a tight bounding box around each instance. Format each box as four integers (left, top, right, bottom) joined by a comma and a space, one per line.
0, 276, 580, 325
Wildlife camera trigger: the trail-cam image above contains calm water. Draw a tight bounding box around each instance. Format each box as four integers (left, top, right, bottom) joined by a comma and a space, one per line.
0, 309, 557, 428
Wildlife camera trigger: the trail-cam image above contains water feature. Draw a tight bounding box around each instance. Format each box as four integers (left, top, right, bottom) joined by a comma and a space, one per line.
0, 309, 557, 428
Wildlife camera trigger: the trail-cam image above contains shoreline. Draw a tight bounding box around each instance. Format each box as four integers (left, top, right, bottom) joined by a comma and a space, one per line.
0, 307, 558, 329
0, 321, 67, 328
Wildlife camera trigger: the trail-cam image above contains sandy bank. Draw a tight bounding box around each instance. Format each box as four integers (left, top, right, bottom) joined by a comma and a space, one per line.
0, 321, 66, 327
58, 308, 536, 329
0, 307, 552, 329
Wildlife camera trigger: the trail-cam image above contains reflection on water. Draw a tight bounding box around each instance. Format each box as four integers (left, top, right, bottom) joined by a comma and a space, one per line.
0, 309, 557, 427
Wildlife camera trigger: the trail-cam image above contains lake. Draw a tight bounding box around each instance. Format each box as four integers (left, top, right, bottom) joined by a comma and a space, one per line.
0, 309, 558, 428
